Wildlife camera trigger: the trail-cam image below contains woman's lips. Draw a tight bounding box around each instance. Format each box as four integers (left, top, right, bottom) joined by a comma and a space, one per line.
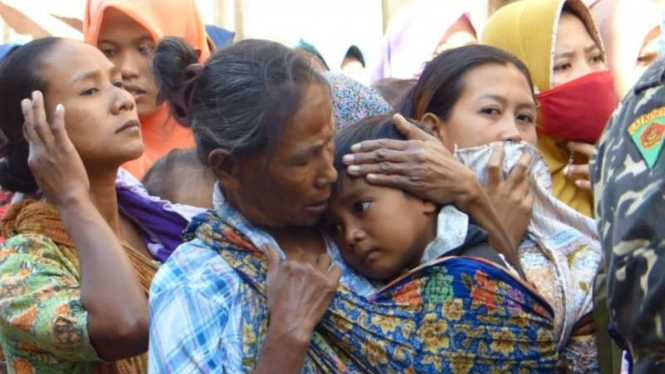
116, 119, 140, 134
124, 84, 146, 99
305, 199, 329, 214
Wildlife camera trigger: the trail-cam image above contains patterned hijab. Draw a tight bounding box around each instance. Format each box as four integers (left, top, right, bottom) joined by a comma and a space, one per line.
324, 72, 392, 130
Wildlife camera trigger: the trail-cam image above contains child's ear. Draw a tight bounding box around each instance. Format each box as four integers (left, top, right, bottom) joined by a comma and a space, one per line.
421, 113, 446, 142
421, 200, 438, 215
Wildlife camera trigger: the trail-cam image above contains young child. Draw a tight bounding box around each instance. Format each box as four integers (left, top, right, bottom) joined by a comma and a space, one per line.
142, 149, 217, 209
327, 115, 505, 282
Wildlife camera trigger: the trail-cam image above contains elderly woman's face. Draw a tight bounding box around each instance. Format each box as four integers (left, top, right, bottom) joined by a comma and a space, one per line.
552, 12, 607, 87
230, 81, 338, 229
428, 63, 538, 149
40, 40, 144, 168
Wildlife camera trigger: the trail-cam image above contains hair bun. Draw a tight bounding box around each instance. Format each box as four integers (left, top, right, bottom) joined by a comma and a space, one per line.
0, 142, 38, 193
152, 38, 203, 128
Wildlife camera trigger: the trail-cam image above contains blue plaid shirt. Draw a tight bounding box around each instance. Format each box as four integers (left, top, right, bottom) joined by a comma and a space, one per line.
148, 186, 377, 374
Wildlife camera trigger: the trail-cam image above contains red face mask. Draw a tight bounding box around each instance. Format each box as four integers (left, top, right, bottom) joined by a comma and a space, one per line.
536, 71, 616, 144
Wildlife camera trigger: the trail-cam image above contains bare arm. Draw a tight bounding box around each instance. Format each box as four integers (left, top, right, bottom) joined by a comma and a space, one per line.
252, 245, 340, 374
22, 92, 148, 360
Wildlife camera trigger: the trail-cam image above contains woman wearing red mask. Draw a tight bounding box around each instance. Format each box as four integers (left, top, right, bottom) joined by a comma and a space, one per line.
482, 0, 616, 217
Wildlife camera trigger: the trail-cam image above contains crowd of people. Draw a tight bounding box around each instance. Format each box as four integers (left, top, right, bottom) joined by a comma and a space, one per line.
0, 0, 662, 373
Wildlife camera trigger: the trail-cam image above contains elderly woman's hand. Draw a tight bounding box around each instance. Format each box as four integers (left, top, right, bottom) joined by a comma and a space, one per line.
485, 145, 533, 248
22, 91, 89, 205
564, 141, 595, 191
342, 113, 483, 209
264, 244, 341, 344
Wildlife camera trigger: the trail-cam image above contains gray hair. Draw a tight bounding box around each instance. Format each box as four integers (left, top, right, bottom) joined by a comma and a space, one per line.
152, 38, 329, 164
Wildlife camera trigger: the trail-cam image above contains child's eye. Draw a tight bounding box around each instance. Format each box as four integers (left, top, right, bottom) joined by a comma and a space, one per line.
353, 200, 372, 213
112, 81, 124, 89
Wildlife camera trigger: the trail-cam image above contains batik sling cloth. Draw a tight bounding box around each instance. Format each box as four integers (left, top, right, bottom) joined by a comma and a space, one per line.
184, 212, 559, 373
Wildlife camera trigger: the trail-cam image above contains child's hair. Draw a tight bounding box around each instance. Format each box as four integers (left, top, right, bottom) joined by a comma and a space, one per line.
333, 115, 431, 192
142, 148, 216, 203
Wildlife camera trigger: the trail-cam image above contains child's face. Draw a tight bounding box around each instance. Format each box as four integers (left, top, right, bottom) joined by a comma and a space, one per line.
327, 175, 437, 281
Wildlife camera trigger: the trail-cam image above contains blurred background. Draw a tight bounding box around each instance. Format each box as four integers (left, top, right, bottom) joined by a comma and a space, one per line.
0, 0, 663, 84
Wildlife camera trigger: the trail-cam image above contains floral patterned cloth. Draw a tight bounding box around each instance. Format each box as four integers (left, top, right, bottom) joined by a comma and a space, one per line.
178, 209, 559, 373
324, 72, 392, 130
455, 141, 603, 374
0, 200, 155, 374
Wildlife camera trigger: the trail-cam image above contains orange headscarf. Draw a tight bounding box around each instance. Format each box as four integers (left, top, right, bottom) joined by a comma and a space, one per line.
83, 0, 211, 178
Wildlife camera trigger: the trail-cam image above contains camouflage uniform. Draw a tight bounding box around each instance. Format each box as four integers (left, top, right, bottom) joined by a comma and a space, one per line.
591, 57, 665, 374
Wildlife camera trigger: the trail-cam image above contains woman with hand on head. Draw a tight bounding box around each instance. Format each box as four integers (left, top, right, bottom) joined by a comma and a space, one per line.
344, 44, 602, 373
0, 37, 187, 374
148, 37, 558, 373
83, 0, 211, 178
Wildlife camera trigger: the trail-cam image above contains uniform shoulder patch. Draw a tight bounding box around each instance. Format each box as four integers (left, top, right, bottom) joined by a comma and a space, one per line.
627, 107, 665, 168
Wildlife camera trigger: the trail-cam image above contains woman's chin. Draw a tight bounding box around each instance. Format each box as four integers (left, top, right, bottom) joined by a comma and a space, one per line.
119, 143, 146, 163
137, 102, 161, 118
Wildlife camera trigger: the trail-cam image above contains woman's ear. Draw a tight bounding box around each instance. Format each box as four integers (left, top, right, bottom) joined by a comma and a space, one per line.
421, 112, 446, 142
208, 149, 240, 190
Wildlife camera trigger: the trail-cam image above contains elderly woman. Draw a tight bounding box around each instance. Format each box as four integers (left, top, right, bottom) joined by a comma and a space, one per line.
148, 37, 558, 373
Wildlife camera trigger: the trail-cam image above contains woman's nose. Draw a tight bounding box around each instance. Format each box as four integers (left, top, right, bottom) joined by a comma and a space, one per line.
111, 86, 136, 114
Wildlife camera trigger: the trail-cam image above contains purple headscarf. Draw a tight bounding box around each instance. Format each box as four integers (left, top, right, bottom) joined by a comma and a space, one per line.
371, 1, 475, 83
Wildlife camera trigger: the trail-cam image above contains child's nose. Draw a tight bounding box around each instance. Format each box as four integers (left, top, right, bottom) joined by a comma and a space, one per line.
345, 227, 366, 249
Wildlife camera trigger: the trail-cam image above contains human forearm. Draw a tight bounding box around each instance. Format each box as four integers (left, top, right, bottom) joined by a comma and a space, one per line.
253, 324, 311, 374
458, 185, 525, 278
56, 196, 148, 360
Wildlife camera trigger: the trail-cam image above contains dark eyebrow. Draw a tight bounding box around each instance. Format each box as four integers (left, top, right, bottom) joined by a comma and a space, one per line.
477, 94, 508, 105
133, 36, 155, 44
584, 44, 601, 54
71, 70, 101, 84
555, 44, 600, 60
516, 101, 537, 111
71, 66, 120, 84
292, 140, 326, 159
339, 183, 371, 205
97, 36, 154, 45
554, 51, 574, 60
291, 134, 333, 160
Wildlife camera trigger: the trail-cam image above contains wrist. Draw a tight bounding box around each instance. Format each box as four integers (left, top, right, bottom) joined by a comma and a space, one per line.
457, 177, 484, 213
51, 192, 93, 210
266, 319, 314, 349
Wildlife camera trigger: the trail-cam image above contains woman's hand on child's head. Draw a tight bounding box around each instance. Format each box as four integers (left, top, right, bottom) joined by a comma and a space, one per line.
343, 113, 481, 207
564, 141, 595, 192
264, 244, 341, 342
485, 144, 533, 248
22, 91, 90, 205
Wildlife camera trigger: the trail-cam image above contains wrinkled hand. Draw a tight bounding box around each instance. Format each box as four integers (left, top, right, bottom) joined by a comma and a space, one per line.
22, 91, 89, 205
485, 145, 533, 248
265, 244, 341, 340
342, 113, 482, 208
564, 141, 595, 191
